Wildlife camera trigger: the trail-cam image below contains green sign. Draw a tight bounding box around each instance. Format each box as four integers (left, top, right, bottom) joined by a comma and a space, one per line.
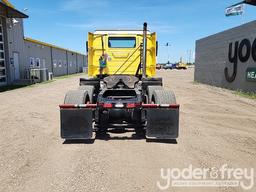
246, 68, 256, 82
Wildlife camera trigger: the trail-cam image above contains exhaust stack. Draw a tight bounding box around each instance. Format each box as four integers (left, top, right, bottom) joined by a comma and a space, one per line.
142, 22, 147, 78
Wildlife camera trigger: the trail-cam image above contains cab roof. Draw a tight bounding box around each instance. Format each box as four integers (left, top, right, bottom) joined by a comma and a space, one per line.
93, 30, 151, 35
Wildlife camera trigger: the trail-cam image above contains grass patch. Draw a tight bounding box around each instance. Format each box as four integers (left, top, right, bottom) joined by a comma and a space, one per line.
0, 80, 57, 92
192, 81, 256, 100
22, 80, 56, 88
0, 73, 85, 93
39, 80, 56, 85
235, 90, 256, 100
54, 73, 85, 80
0, 85, 30, 92
192, 80, 200, 84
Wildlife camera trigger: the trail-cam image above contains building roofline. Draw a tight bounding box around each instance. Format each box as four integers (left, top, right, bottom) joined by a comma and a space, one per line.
2, 0, 14, 8
196, 20, 256, 43
0, 1, 28, 18
24, 37, 85, 56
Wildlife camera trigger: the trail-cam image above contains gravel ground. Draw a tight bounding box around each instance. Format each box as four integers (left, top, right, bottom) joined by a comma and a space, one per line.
0, 68, 255, 192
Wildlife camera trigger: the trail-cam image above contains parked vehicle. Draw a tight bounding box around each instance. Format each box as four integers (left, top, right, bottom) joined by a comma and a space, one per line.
59, 23, 180, 141
176, 62, 188, 70
156, 64, 162, 70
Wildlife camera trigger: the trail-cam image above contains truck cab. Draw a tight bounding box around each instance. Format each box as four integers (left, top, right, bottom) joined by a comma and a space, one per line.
87, 30, 157, 78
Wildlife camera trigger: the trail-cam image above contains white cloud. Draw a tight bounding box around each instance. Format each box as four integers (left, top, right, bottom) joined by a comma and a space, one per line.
58, 21, 177, 34
57, 21, 142, 30
57, 23, 93, 29
151, 24, 177, 33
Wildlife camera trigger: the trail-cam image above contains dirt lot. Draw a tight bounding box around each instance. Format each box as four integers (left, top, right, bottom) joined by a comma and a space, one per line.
0, 68, 255, 192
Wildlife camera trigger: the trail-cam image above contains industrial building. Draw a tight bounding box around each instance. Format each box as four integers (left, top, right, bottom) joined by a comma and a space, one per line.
0, 0, 87, 87
195, 20, 256, 93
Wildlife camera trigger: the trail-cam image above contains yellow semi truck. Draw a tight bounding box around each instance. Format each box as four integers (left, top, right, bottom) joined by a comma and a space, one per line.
59, 23, 179, 141
176, 57, 188, 70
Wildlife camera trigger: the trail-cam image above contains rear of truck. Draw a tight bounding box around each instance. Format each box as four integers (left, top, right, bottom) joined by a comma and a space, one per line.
60, 23, 179, 141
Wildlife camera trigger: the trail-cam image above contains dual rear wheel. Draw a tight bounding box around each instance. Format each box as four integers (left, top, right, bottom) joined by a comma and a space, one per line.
147, 86, 176, 104
64, 86, 95, 104
63, 86, 177, 137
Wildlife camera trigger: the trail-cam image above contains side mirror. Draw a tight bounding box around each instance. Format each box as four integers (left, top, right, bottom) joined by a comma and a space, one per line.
86, 41, 88, 53
156, 41, 158, 57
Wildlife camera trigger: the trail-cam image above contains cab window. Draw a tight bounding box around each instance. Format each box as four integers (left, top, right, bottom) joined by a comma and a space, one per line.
108, 37, 136, 48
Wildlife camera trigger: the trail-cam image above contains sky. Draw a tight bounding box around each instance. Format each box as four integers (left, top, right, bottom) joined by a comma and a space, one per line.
10, 0, 256, 63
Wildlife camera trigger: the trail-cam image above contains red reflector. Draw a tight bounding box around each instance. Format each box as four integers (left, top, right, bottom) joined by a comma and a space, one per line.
142, 104, 180, 109
59, 104, 75, 109
169, 104, 180, 109
142, 104, 158, 108
103, 103, 113, 108
127, 103, 141, 108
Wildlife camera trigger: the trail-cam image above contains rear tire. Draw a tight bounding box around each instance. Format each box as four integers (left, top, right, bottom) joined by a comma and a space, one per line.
64, 90, 88, 104
78, 86, 95, 103
147, 86, 163, 103
152, 90, 176, 104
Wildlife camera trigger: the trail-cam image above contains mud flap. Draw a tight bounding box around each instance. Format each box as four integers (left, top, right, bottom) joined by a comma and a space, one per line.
145, 108, 179, 139
60, 108, 93, 139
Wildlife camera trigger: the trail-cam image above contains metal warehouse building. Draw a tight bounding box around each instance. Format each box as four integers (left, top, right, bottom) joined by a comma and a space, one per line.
195, 20, 256, 93
0, 0, 87, 87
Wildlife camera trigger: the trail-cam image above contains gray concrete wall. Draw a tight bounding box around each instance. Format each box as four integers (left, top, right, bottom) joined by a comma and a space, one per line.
195, 20, 256, 92
24, 43, 87, 77
3, 16, 87, 82
67, 51, 77, 74
52, 48, 67, 77
6, 18, 27, 81
23, 42, 87, 77
77, 54, 84, 73
24, 40, 52, 72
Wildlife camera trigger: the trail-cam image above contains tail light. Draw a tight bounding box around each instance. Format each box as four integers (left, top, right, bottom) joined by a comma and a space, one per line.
103, 103, 113, 108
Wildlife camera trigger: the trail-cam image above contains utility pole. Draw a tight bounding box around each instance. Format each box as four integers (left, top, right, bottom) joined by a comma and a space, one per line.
186, 50, 190, 64
189, 49, 192, 64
